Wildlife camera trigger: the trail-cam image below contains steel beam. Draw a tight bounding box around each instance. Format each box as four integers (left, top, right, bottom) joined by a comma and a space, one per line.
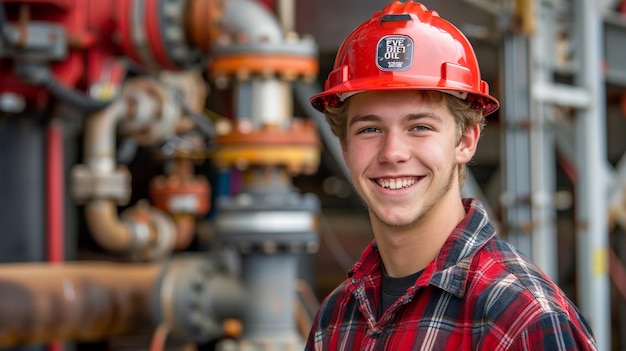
574, 1, 610, 349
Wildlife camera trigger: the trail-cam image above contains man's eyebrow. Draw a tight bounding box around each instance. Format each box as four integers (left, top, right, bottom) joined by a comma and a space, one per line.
404, 112, 443, 123
347, 114, 381, 129
347, 112, 443, 129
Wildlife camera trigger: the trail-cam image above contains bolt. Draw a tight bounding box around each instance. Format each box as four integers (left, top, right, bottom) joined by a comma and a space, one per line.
165, 27, 184, 41
260, 241, 278, 254
306, 241, 319, 254
214, 74, 230, 90
284, 31, 299, 43
235, 69, 251, 81
163, 1, 181, 20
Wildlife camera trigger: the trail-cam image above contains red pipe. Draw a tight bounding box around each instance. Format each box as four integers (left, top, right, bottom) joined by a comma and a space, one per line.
46, 119, 65, 263
46, 120, 65, 351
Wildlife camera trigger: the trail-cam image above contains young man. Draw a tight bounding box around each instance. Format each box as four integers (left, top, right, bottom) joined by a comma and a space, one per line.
306, 1, 597, 350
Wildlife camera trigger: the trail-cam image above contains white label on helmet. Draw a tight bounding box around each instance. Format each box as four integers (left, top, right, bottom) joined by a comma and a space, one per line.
376, 35, 413, 71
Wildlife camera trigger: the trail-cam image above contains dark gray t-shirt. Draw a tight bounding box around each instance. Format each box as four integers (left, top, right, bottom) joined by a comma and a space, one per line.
380, 265, 423, 317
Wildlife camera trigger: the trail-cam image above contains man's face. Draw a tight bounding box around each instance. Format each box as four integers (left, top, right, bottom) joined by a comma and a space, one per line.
342, 90, 478, 229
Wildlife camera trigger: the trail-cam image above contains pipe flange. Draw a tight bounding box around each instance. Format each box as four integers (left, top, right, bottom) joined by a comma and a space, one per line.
209, 37, 318, 83
117, 0, 204, 70
70, 165, 131, 205
152, 256, 245, 344
159, 0, 205, 69
154, 257, 220, 343
215, 192, 320, 253
213, 119, 321, 174
212, 34, 317, 58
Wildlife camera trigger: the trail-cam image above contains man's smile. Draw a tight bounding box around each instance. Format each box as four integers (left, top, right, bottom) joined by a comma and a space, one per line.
374, 176, 421, 190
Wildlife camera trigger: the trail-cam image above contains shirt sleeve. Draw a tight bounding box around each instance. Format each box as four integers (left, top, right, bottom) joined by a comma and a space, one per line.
509, 311, 598, 351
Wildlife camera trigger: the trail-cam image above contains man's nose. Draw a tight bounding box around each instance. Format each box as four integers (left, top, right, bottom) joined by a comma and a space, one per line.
377, 132, 410, 164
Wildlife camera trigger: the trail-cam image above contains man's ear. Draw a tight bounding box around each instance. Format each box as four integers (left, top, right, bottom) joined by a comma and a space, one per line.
455, 124, 480, 164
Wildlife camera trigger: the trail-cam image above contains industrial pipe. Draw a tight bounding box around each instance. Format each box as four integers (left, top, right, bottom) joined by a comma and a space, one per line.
75, 95, 174, 258
72, 78, 190, 259
0, 262, 160, 347
220, 0, 283, 43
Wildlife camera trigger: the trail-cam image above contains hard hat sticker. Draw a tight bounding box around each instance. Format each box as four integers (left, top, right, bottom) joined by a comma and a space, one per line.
376, 35, 413, 71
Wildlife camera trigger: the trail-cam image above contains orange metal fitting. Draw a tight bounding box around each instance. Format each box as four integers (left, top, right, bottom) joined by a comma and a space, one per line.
213, 119, 320, 174
210, 54, 318, 81
149, 175, 211, 216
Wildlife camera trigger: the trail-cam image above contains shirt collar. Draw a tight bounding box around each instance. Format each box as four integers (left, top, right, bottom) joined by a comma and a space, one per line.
347, 198, 496, 298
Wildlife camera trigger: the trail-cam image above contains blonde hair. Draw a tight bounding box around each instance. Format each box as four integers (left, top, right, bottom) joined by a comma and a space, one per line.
323, 90, 485, 185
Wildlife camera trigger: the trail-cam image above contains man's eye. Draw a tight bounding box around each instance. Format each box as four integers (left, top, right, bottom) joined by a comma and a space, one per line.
411, 125, 431, 132
358, 127, 379, 134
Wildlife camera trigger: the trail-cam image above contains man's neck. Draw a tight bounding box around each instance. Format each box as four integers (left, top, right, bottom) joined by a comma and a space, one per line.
372, 196, 467, 278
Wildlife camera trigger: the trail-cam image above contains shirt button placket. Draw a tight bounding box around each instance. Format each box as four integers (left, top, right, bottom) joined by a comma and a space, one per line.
364, 331, 381, 351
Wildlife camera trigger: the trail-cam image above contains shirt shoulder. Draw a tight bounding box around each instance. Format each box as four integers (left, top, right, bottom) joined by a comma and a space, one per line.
471, 236, 571, 314
467, 236, 597, 349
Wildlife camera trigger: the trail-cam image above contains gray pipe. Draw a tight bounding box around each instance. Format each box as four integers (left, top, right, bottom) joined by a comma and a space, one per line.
222, 0, 283, 43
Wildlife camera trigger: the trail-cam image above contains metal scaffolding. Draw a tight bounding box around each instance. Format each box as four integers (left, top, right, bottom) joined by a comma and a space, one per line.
498, 0, 615, 349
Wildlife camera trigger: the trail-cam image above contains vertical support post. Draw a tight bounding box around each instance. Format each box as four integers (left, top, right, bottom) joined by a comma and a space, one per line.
501, 23, 558, 280
527, 0, 558, 281
574, 0, 610, 350
500, 33, 533, 259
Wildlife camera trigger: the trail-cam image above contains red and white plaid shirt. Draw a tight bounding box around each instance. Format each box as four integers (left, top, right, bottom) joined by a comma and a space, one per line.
306, 198, 597, 350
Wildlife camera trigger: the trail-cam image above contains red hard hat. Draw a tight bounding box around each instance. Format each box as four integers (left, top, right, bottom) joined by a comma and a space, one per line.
310, 1, 499, 116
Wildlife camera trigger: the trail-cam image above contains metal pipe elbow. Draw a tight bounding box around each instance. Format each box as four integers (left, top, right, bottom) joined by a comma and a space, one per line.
222, 0, 283, 43
85, 200, 176, 260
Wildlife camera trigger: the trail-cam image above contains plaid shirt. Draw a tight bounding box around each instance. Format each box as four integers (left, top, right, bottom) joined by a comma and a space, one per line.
306, 198, 597, 350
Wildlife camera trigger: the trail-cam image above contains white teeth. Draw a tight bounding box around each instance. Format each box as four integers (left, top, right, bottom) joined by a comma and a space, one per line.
390, 179, 397, 190
377, 177, 417, 189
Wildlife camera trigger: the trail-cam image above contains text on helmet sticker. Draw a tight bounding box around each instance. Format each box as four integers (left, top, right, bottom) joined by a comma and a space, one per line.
376, 35, 413, 71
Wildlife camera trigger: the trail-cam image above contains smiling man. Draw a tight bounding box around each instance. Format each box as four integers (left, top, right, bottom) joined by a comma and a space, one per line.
305, 1, 597, 350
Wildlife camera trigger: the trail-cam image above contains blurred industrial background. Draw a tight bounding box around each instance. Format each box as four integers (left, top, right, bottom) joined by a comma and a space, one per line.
0, 0, 625, 350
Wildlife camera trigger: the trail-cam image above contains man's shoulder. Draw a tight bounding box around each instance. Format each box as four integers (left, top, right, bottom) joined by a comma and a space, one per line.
466, 237, 596, 348
470, 236, 580, 316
